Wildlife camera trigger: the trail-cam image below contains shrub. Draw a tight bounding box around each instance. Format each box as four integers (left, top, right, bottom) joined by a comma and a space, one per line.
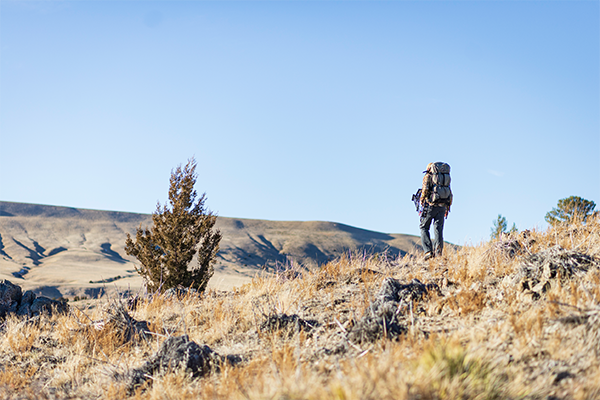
545, 196, 597, 226
125, 158, 222, 293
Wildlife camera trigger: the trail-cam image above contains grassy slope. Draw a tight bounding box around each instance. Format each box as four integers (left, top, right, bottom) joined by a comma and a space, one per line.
0, 216, 599, 399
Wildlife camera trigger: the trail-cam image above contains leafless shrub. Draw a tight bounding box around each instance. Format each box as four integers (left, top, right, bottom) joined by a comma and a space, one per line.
347, 307, 407, 344
103, 301, 153, 342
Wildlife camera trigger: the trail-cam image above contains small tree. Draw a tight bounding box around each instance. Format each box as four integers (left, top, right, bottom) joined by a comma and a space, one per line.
491, 214, 517, 240
125, 158, 222, 293
545, 196, 597, 226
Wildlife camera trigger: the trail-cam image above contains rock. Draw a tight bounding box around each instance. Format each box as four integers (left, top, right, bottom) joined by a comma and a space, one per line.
553, 370, 574, 384
30, 296, 68, 317
518, 246, 598, 297
21, 290, 36, 306
0, 280, 23, 318
16, 290, 36, 317
377, 278, 440, 313
0, 281, 68, 319
260, 313, 318, 334
521, 246, 596, 281
346, 278, 440, 344
130, 335, 220, 390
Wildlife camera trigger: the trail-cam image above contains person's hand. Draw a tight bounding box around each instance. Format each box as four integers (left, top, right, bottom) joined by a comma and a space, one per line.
445, 208, 450, 218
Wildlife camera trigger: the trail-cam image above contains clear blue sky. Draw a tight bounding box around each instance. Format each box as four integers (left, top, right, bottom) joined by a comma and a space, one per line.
1, 1, 598, 245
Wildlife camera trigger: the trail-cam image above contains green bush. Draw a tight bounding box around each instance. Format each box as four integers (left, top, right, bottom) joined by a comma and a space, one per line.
545, 196, 597, 226
125, 158, 222, 293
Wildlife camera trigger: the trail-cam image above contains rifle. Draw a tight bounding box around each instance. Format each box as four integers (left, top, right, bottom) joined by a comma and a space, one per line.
411, 188, 424, 215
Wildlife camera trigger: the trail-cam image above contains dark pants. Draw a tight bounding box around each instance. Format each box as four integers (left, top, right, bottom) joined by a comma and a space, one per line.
420, 205, 446, 255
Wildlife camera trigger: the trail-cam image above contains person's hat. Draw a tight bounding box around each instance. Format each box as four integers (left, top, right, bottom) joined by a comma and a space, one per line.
423, 162, 433, 173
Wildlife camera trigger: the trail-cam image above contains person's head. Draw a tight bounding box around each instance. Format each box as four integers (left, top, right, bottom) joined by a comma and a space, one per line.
424, 162, 433, 173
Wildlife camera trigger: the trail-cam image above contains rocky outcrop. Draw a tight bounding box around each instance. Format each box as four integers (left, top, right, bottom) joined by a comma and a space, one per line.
517, 246, 598, 297
0, 280, 68, 319
0, 279, 23, 318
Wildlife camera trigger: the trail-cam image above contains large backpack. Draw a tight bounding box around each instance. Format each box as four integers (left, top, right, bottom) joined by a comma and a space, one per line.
429, 162, 452, 204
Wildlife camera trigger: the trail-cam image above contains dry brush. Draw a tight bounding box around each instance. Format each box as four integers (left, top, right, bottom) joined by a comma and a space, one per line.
0, 216, 599, 399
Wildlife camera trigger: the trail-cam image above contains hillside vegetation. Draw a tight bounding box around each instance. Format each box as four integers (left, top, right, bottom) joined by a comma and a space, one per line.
0, 216, 599, 399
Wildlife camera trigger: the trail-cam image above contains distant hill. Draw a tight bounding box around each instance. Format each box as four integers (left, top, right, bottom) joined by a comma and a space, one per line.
0, 201, 421, 298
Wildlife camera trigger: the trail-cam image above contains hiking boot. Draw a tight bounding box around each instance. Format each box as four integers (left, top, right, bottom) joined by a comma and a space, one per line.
424, 252, 434, 261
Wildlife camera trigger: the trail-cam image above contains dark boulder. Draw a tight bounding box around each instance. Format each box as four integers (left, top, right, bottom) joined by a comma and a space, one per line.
30, 296, 68, 317
0, 280, 23, 318
0, 280, 68, 319
130, 335, 220, 390
378, 278, 440, 305
16, 290, 37, 317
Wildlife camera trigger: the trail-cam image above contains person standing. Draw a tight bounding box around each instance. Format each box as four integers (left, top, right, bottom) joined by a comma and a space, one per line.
420, 162, 452, 260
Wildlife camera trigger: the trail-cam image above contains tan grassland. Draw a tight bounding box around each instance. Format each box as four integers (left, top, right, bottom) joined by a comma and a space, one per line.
0, 215, 599, 399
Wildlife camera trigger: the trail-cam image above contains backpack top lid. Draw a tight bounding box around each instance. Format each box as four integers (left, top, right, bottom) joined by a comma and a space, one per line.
429, 162, 450, 175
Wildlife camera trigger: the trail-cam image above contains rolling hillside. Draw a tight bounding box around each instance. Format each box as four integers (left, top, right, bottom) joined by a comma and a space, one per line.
0, 201, 421, 298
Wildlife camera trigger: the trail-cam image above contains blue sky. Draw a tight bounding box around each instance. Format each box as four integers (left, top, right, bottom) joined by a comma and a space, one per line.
1, 0, 598, 245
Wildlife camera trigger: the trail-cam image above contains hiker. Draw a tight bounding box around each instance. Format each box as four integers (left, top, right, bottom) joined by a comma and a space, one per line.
420, 162, 453, 260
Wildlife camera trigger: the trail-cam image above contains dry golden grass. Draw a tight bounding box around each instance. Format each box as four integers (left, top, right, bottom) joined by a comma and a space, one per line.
0, 216, 599, 399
